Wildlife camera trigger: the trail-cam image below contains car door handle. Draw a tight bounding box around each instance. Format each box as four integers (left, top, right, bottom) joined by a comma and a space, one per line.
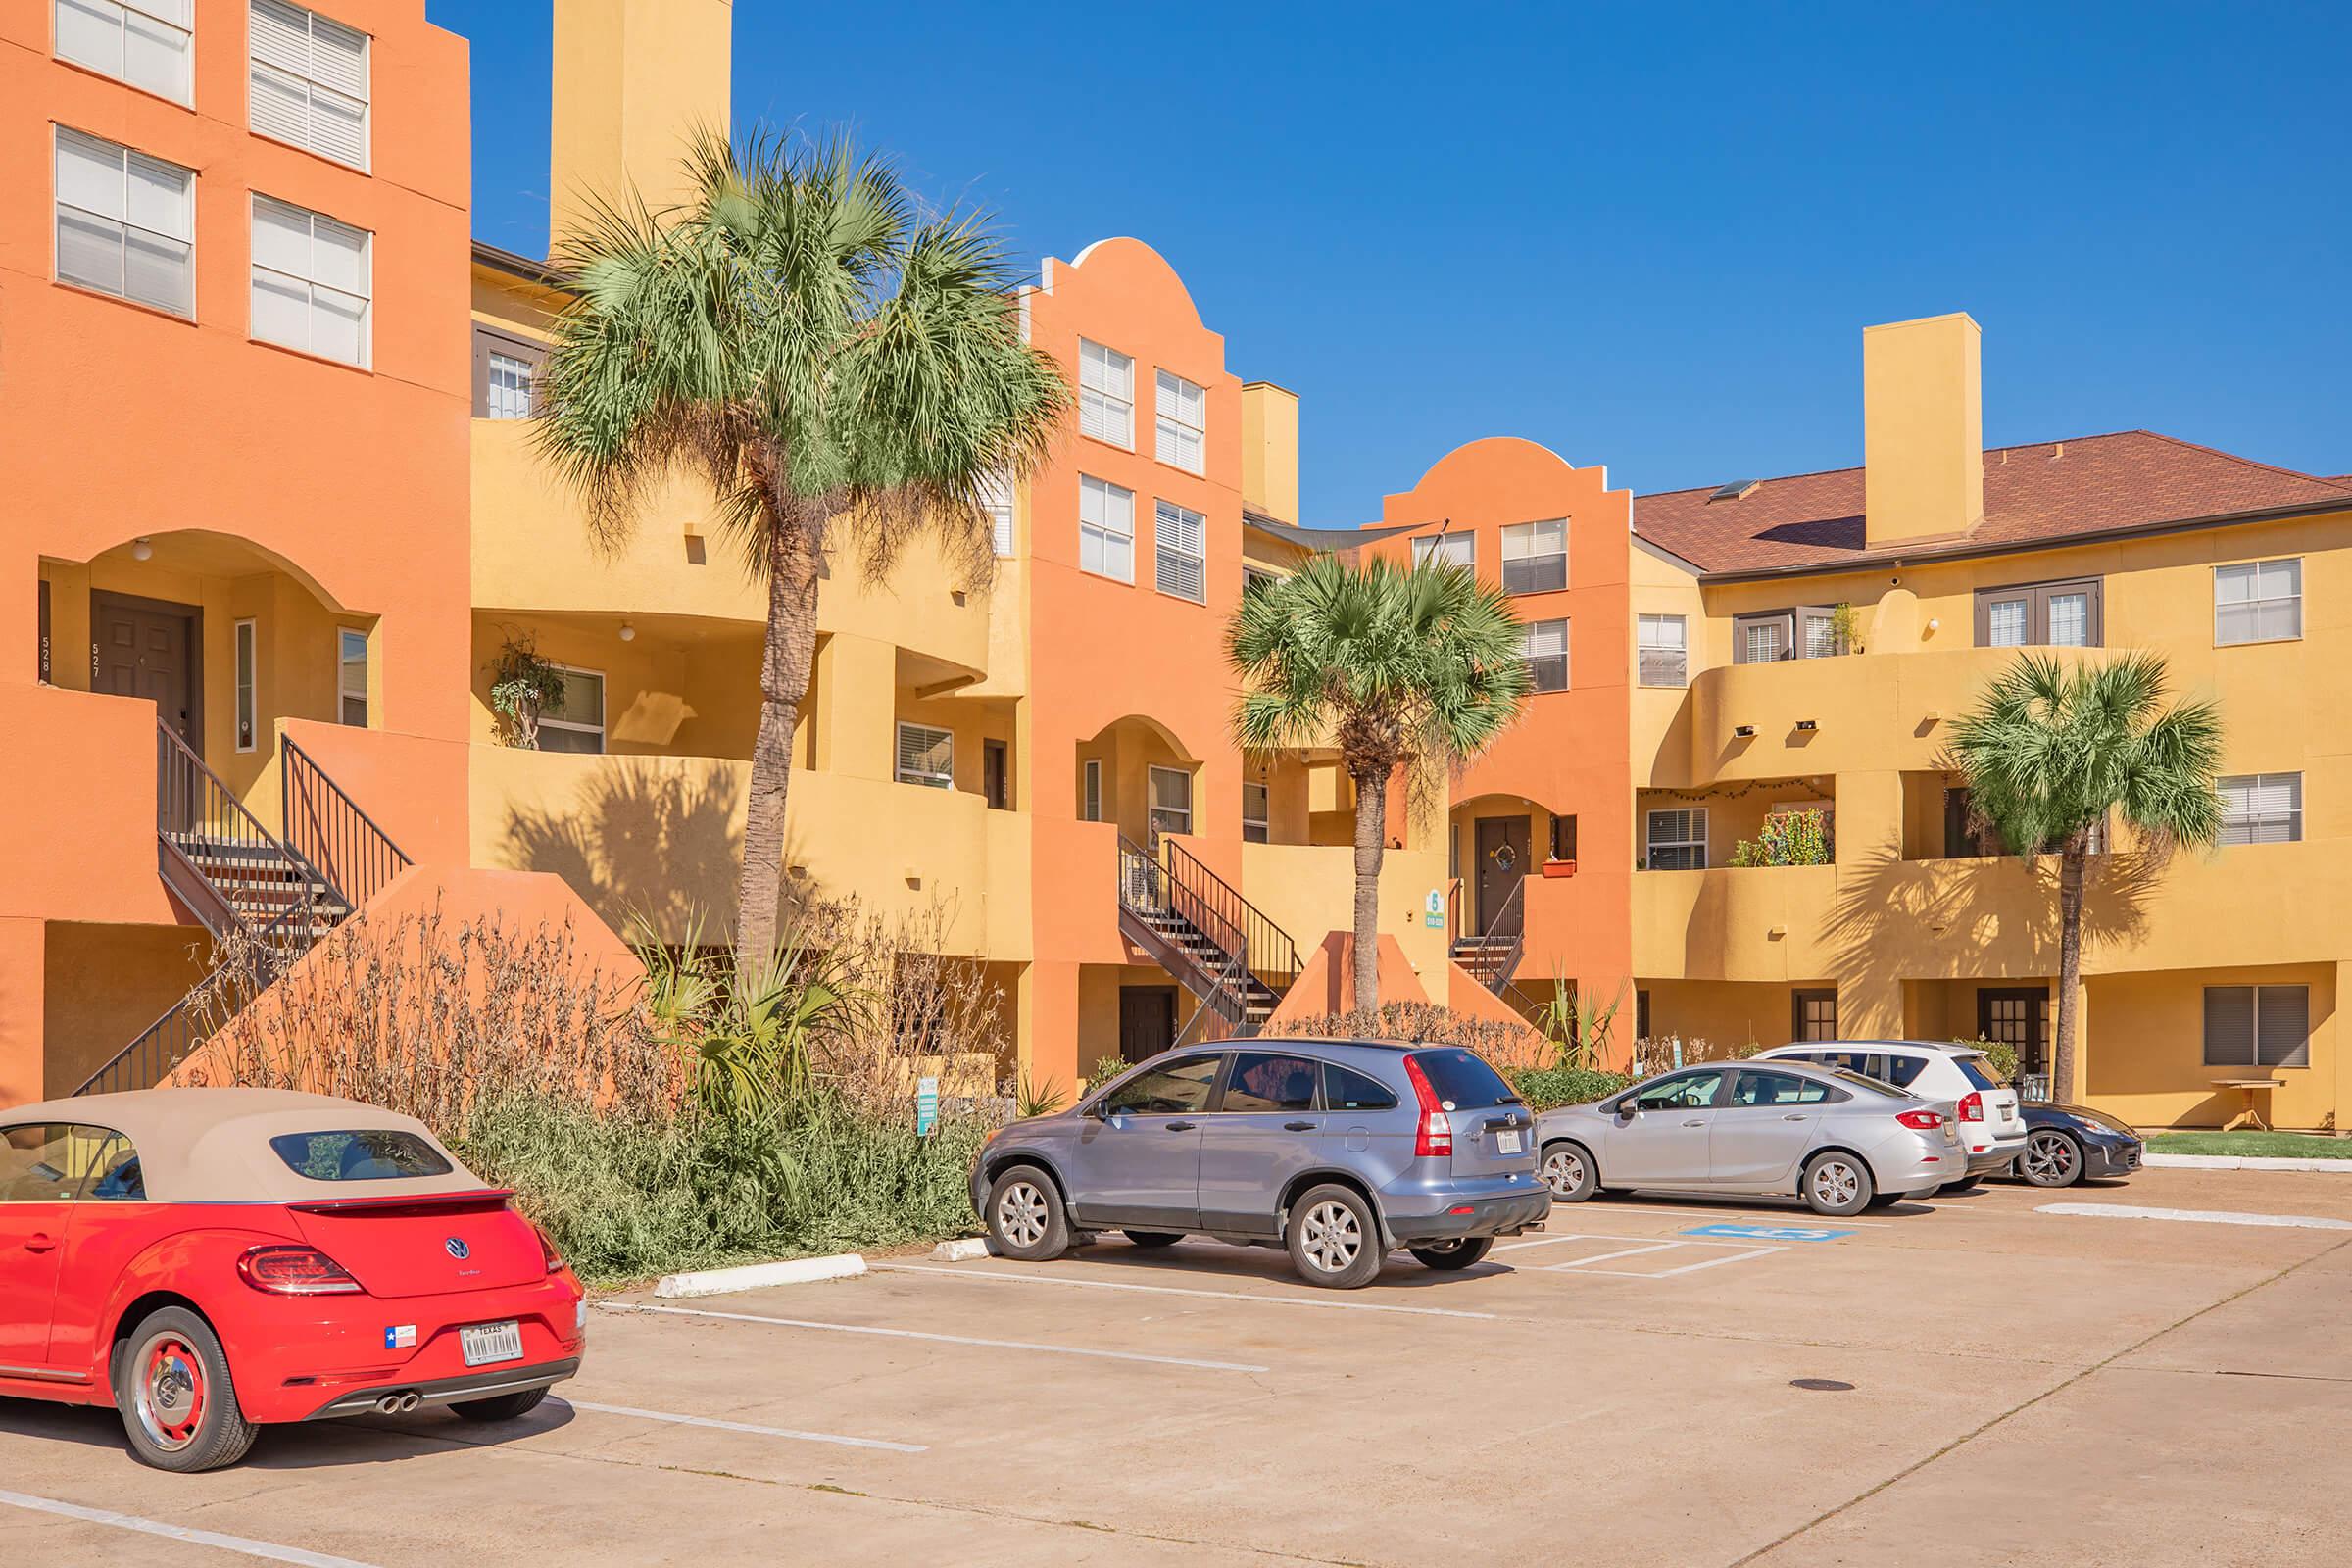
1782, 1113, 1812, 1121
1284, 1121, 1316, 1131
1164, 1121, 1197, 1132
1681, 1118, 1707, 1127
24, 1233, 56, 1253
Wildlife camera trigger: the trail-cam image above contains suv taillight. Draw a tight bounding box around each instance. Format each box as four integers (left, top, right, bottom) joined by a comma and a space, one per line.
1402, 1055, 1453, 1158
1958, 1091, 1984, 1123
1895, 1109, 1945, 1131
238, 1245, 362, 1295
535, 1224, 565, 1275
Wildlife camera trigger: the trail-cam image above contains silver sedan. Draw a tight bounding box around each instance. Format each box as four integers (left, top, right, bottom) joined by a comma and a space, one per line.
1536, 1060, 1963, 1217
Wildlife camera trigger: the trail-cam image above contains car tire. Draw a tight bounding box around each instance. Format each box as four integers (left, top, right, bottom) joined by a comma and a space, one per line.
1408, 1237, 1494, 1271
1800, 1152, 1876, 1217
1122, 1230, 1182, 1249
451, 1387, 550, 1423
1286, 1183, 1384, 1290
1864, 1192, 1903, 1209
1540, 1141, 1600, 1202
115, 1307, 259, 1473
2019, 1130, 2084, 1188
985, 1165, 1070, 1261
1937, 1176, 1982, 1195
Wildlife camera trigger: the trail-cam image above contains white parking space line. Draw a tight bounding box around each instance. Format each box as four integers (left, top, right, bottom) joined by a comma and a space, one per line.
1645, 1246, 1785, 1276
1544, 1241, 1687, 1268
2036, 1202, 2352, 1231
565, 1398, 927, 1453
867, 1261, 1501, 1319
601, 1300, 1273, 1371
0, 1489, 383, 1568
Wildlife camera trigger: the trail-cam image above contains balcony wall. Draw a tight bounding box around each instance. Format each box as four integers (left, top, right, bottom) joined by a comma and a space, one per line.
1239, 842, 1450, 992
468, 746, 1006, 955
1634, 866, 1839, 982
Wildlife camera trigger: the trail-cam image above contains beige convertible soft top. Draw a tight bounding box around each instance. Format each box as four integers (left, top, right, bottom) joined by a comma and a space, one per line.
0, 1088, 494, 1203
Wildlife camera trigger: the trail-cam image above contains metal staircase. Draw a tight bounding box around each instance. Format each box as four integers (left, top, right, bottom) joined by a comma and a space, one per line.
75, 723, 411, 1096
1450, 875, 1526, 997
1115, 836, 1300, 1043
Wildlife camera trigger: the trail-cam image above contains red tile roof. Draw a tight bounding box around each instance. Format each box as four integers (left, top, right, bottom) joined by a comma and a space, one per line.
1633, 431, 2352, 578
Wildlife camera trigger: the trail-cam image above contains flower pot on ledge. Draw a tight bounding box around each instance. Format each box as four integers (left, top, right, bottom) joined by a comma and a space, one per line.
1541, 859, 1577, 879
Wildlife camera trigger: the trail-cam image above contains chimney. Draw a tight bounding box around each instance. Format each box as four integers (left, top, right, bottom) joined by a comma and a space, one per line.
1240, 381, 1299, 523
1863, 313, 1984, 548
549, 0, 733, 252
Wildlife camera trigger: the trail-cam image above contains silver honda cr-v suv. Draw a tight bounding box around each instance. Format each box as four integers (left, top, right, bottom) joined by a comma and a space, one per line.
971, 1039, 1548, 1289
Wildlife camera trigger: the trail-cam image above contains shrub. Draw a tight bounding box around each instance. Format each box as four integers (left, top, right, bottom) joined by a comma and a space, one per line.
1727, 808, 1833, 868
1951, 1035, 2022, 1084
1506, 1064, 1632, 1110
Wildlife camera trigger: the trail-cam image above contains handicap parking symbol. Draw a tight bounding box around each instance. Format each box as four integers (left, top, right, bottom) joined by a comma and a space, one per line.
1682, 1223, 1853, 1243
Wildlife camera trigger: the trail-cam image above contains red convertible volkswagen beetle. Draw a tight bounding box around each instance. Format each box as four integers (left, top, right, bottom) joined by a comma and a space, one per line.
0, 1088, 586, 1471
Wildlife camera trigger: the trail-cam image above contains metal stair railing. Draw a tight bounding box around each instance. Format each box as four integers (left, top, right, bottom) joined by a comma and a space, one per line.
1116, 836, 1302, 1036
1459, 876, 1527, 996
281, 733, 412, 910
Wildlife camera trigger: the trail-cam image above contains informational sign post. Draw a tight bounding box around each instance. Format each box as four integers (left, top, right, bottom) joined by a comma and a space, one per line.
1424, 889, 1446, 929
915, 1075, 939, 1138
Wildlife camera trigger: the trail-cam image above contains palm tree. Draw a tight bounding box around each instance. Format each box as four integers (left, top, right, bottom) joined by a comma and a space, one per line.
1944, 652, 2223, 1102
1228, 556, 1531, 1012
536, 131, 1067, 969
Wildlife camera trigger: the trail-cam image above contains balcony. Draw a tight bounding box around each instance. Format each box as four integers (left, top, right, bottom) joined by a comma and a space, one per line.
1634, 865, 1838, 981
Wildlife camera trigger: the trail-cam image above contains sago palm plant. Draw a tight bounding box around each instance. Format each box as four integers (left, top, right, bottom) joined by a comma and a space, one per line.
1229, 555, 1531, 1011
537, 129, 1068, 970
1944, 652, 2222, 1101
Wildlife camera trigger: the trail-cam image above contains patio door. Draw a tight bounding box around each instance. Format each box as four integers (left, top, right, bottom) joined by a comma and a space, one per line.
1473, 815, 1528, 937
1978, 987, 2050, 1075
94, 591, 200, 749
1118, 987, 1178, 1064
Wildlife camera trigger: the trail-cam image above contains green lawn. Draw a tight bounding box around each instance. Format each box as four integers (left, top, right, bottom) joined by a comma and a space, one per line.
2146, 1131, 2352, 1159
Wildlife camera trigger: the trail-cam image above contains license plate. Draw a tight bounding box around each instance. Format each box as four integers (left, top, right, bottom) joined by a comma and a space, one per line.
1496, 1129, 1523, 1155
461, 1320, 523, 1367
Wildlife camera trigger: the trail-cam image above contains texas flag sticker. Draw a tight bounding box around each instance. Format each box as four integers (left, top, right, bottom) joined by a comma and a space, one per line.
384, 1325, 416, 1349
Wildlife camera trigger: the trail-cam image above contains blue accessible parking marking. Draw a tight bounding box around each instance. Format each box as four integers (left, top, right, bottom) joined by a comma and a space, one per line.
1682, 1223, 1854, 1243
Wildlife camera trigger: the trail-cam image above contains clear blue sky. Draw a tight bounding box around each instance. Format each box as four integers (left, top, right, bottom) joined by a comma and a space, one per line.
432, 1, 2350, 521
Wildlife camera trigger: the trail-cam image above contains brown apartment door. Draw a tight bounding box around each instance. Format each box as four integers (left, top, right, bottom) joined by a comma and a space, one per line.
93, 592, 200, 749
1978, 988, 2049, 1076
1473, 816, 1529, 937
1119, 988, 1178, 1064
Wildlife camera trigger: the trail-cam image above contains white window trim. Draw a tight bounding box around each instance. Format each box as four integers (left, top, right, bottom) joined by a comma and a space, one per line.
1082, 758, 1102, 821
55, 0, 195, 106
52, 124, 196, 318
895, 721, 955, 790
2213, 558, 2302, 647
1078, 474, 1135, 585
335, 626, 367, 727
249, 193, 372, 368
2217, 771, 2302, 846
1638, 613, 1689, 688
1154, 368, 1206, 475
1153, 498, 1207, 605
233, 617, 259, 752
1645, 808, 1707, 871
1412, 532, 1474, 571
1242, 780, 1270, 843
1499, 519, 1568, 595
538, 663, 607, 752
1077, 337, 1134, 450
248, 0, 372, 172
1148, 764, 1194, 836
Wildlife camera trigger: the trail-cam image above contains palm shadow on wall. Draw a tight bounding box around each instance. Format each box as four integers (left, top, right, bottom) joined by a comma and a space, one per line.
500, 760, 748, 939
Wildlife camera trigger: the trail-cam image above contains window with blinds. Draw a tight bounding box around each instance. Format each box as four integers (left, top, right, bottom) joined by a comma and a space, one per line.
1079, 475, 1134, 583
1078, 338, 1133, 448
1638, 613, 1688, 687
1242, 781, 1269, 843
895, 723, 954, 789
337, 627, 368, 725
1155, 369, 1205, 473
57, 0, 192, 103
1081, 759, 1102, 821
1523, 619, 1568, 693
979, 472, 1014, 557
1645, 808, 1706, 870
1411, 533, 1473, 571
2215, 559, 2300, 646
1976, 577, 2102, 648
1499, 519, 1567, 595
1154, 500, 1206, 604
537, 667, 606, 755
2203, 984, 2310, 1068
252, 195, 370, 366
234, 620, 258, 752
54, 128, 194, 318
250, 0, 368, 169
2217, 772, 2301, 845
1148, 765, 1192, 838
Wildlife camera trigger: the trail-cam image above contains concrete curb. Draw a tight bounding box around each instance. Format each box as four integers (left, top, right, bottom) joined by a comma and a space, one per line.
929, 1238, 993, 1261
2143, 1152, 2352, 1174
652, 1253, 867, 1298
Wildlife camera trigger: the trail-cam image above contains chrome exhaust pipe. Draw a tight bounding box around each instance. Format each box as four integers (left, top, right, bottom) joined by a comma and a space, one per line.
396, 1392, 422, 1413
374, 1395, 403, 1415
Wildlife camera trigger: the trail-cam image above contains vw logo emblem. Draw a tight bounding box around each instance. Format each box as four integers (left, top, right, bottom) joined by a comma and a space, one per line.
444, 1237, 470, 1260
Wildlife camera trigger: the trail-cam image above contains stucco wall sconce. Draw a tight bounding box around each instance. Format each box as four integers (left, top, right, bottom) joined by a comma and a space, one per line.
1733, 724, 1756, 739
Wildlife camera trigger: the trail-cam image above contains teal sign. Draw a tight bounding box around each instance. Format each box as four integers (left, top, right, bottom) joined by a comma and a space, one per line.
915, 1076, 939, 1137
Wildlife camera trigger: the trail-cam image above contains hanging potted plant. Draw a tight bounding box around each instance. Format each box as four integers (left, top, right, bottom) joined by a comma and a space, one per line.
489, 635, 567, 750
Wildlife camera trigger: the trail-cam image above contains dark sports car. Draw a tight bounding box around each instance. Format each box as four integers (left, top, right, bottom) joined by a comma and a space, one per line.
2005, 1102, 2143, 1187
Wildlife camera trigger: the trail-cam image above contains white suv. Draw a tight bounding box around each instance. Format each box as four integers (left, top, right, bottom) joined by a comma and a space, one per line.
1754, 1041, 2026, 1192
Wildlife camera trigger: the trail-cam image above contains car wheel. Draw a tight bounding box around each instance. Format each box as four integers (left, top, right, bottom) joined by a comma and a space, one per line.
1286, 1183, 1383, 1290
451, 1387, 550, 1422
1122, 1230, 1182, 1249
1937, 1176, 1982, 1195
2020, 1130, 2084, 1188
1800, 1152, 1876, 1217
1408, 1237, 1494, 1271
1540, 1141, 1599, 1202
116, 1307, 258, 1473
986, 1165, 1070, 1261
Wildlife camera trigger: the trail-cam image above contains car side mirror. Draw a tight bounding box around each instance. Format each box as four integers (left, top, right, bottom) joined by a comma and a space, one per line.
1616, 1102, 1641, 1118
1083, 1100, 1110, 1120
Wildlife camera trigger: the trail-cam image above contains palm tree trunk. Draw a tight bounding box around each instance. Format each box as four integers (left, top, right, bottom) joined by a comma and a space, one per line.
736, 524, 822, 973
2052, 847, 2086, 1102
1348, 764, 1388, 1013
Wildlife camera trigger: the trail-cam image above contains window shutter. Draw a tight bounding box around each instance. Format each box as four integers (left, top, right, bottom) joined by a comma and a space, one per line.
2256, 986, 2310, 1068
2202, 987, 2255, 1067
980, 473, 1015, 557
1154, 501, 1205, 604
249, 0, 312, 144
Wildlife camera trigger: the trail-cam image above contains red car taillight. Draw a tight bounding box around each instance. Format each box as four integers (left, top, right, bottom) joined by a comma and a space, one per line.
1895, 1109, 1945, 1131
535, 1225, 565, 1276
1958, 1092, 1984, 1123
1402, 1055, 1453, 1158
238, 1245, 363, 1295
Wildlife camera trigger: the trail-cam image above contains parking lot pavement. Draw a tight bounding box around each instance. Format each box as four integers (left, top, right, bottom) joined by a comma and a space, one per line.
3, 1167, 2348, 1567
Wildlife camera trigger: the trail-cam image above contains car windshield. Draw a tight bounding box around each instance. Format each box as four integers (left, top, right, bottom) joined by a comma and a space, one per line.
1824, 1067, 1906, 1098
1407, 1049, 1521, 1109
269, 1129, 454, 1181
1955, 1054, 2005, 1090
